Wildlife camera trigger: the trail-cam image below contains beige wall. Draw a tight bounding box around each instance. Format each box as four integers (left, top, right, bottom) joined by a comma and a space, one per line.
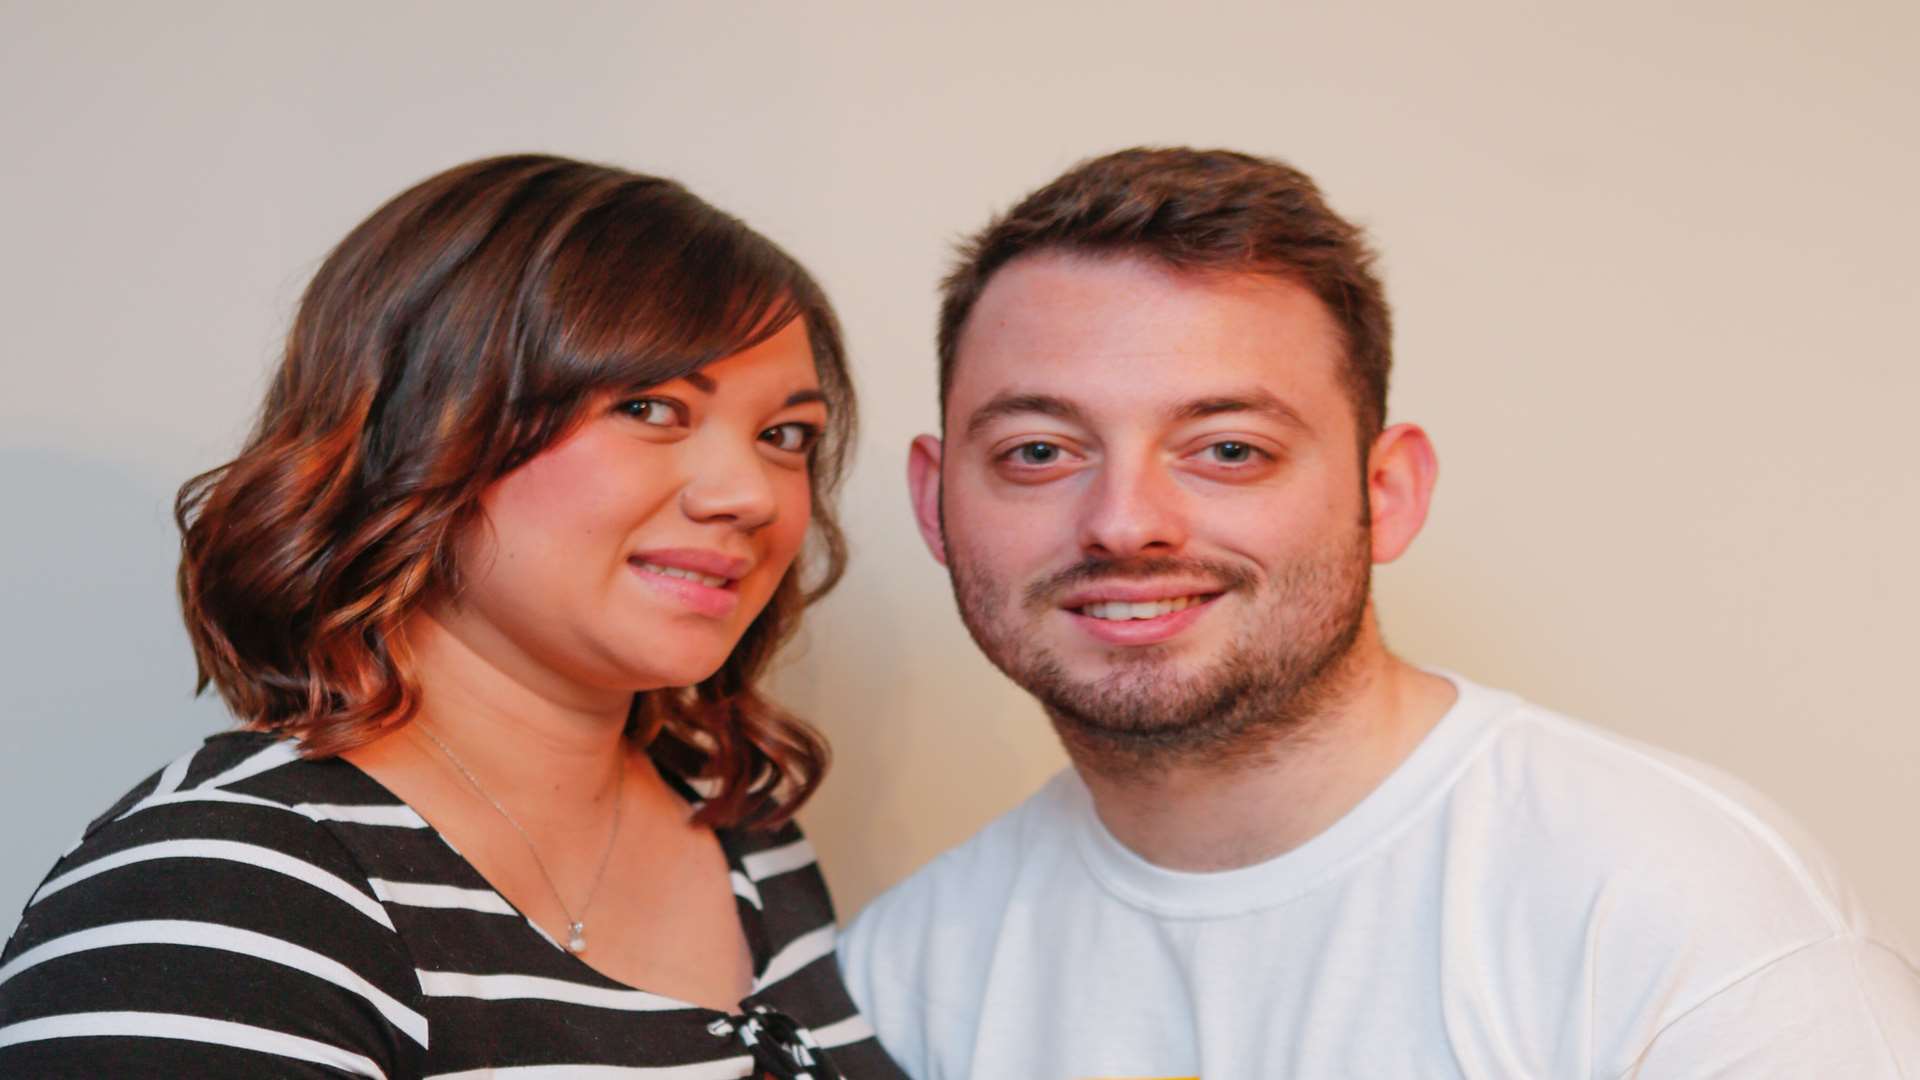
2, 1, 1914, 952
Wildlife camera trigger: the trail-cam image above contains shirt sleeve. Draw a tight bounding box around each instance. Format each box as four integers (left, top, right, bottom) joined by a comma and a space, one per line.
838, 907, 903, 1072
1621, 933, 1920, 1078
0, 795, 427, 1079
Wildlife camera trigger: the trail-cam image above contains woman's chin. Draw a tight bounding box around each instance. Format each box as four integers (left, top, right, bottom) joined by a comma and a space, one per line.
619, 653, 732, 694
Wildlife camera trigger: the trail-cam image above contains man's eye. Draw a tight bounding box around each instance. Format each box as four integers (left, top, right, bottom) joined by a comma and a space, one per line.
1010, 442, 1063, 465
614, 398, 681, 427
1206, 441, 1260, 464
761, 422, 819, 453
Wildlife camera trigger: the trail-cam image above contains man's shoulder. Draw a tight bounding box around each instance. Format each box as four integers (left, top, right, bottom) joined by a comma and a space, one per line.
837, 769, 1088, 1073
856, 768, 1080, 910
842, 771, 1081, 971
1442, 681, 1918, 1070
1447, 684, 1886, 1021
1468, 690, 1856, 921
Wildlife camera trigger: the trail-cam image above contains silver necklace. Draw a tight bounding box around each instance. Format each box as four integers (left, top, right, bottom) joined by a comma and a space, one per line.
416, 724, 624, 955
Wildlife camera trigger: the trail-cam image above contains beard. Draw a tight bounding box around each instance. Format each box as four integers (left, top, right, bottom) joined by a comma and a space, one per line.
946, 525, 1372, 773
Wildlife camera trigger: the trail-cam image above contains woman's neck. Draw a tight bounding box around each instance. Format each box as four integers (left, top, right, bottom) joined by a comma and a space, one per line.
396, 609, 634, 822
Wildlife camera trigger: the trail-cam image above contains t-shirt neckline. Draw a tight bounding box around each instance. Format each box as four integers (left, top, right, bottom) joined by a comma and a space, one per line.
1069, 672, 1517, 919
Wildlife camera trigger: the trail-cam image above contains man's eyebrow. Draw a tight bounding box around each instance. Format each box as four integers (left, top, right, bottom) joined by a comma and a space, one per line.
963, 392, 1089, 439
1170, 388, 1312, 431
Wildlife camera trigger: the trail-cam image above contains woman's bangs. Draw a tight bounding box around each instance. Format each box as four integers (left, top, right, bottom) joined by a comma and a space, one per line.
545, 198, 811, 400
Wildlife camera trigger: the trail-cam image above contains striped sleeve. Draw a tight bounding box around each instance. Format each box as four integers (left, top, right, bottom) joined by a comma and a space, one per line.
0, 750, 427, 1079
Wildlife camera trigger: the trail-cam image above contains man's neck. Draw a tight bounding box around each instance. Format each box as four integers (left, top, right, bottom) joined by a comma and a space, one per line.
1065, 645, 1457, 873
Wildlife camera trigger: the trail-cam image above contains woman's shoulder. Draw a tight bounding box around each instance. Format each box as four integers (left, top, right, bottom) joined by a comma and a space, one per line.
662, 769, 818, 883
81, 730, 403, 836
12, 730, 413, 943
1, 732, 428, 1075
24, 730, 430, 936
6, 730, 418, 966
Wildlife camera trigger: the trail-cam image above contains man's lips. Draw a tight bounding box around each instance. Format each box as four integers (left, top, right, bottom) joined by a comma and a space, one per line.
1056, 581, 1228, 618
1076, 594, 1212, 621
1064, 594, 1220, 645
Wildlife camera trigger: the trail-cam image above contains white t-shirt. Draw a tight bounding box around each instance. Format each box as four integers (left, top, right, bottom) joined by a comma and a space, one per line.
839, 675, 1920, 1078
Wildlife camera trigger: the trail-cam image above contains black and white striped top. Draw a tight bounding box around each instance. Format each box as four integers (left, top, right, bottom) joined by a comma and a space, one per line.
0, 732, 905, 1078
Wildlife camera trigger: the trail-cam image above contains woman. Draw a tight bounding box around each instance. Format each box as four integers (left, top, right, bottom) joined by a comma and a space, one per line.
0, 155, 904, 1078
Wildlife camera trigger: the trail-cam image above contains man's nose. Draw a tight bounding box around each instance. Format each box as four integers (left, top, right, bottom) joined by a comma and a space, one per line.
678, 436, 778, 531
1076, 453, 1188, 559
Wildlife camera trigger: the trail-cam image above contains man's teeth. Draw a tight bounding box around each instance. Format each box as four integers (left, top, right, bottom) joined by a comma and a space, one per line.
638, 562, 730, 589
1079, 596, 1204, 621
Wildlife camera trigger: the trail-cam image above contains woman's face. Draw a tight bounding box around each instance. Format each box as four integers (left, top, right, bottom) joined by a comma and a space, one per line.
439, 319, 827, 705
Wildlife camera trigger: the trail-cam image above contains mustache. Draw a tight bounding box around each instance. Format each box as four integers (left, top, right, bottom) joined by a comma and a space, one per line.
1023, 556, 1258, 610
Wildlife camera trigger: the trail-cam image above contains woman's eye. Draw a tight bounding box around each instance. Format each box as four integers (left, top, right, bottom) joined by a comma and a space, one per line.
761, 422, 819, 453
1010, 442, 1064, 466
615, 398, 681, 427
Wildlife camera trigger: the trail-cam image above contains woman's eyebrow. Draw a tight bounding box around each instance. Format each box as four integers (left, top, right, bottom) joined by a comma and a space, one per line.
656, 373, 822, 408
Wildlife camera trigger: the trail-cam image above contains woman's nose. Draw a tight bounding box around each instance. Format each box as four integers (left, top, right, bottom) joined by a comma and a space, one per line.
677, 435, 779, 531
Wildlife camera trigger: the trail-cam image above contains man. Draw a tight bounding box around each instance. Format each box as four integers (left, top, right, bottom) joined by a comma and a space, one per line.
838, 148, 1920, 1077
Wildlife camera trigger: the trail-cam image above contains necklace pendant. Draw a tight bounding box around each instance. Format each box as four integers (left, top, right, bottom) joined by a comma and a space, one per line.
566, 922, 587, 954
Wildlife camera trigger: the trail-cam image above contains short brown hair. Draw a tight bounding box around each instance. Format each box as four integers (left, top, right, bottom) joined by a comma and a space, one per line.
938, 147, 1391, 443
176, 155, 853, 828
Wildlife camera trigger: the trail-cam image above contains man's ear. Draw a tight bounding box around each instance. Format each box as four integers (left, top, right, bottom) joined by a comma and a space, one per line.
906, 433, 949, 566
1366, 422, 1438, 564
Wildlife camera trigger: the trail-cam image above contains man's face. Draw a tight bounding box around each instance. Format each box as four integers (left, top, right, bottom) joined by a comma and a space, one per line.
915, 253, 1377, 761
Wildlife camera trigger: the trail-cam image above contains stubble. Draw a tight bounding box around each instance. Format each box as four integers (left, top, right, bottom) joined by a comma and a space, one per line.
946, 530, 1373, 777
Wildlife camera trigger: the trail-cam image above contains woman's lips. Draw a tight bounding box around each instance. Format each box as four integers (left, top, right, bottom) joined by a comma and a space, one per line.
628, 548, 751, 582
627, 557, 740, 618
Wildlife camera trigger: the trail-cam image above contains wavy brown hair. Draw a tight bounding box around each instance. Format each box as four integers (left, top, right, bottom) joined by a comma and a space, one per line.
176, 155, 854, 829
